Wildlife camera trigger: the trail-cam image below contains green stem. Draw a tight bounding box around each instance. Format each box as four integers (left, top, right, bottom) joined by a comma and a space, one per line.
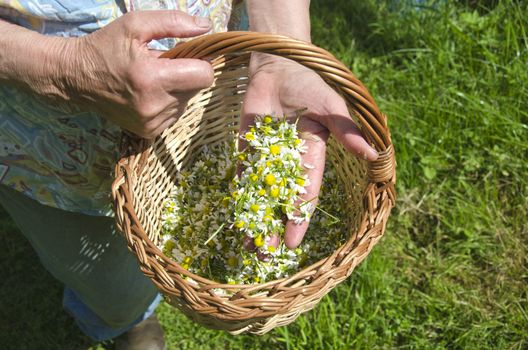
203, 222, 226, 245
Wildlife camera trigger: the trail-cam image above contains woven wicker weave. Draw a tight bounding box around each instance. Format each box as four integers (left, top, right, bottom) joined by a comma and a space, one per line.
112, 32, 396, 335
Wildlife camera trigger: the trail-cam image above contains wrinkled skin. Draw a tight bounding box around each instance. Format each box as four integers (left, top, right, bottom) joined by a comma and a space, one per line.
3, 10, 215, 139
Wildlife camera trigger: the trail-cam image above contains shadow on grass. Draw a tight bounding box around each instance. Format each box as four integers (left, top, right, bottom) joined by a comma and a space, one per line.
311, 0, 421, 58
0, 206, 95, 350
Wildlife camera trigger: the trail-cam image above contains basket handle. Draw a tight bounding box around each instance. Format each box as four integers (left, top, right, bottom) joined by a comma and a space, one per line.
160, 31, 395, 192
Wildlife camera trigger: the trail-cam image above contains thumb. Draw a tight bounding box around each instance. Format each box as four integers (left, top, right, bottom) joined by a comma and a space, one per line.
124, 10, 212, 42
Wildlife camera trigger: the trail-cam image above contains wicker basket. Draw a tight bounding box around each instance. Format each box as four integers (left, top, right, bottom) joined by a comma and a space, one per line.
112, 32, 396, 335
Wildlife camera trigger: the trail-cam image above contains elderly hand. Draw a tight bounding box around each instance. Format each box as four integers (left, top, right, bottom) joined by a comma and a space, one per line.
76, 11, 217, 138
241, 53, 378, 249
2, 11, 214, 139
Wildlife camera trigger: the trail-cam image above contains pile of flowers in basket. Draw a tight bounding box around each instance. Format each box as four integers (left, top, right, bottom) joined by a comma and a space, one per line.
161, 114, 348, 284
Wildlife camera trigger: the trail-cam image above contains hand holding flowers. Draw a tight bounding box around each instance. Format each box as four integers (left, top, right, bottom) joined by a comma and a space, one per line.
241, 53, 379, 248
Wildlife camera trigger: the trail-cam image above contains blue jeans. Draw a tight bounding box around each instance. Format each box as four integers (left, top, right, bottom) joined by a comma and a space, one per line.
0, 185, 161, 341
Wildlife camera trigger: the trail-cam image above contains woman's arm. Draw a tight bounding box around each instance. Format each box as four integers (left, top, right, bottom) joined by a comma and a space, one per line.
247, 0, 311, 42
0, 19, 74, 100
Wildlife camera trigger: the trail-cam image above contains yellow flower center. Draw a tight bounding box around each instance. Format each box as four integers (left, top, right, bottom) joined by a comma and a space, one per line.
227, 256, 238, 267
258, 188, 266, 196
295, 178, 305, 186
238, 153, 246, 161
250, 174, 258, 182
270, 144, 281, 155
263, 115, 273, 124
234, 220, 245, 229
250, 204, 260, 213
245, 132, 255, 141
254, 235, 265, 247
264, 174, 276, 186
270, 186, 280, 198
164, 240, 175, 252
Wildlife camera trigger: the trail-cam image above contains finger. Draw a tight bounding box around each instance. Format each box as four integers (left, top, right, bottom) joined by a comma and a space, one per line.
267, 234, 280, 248
252, 234, 279, 262
260, 236, 279, 262
284, 123, 329, 249
237, 81, 282, 178
240, 82, 283, 253
242, 234, 279, 254
155, 58, 214, 92
134, 96, 191, 139
148, 49, 165, 58
320, 90, 378, 161
148, 115, 180, 139
240, 76, 282, 152
242, 235, 256, 252
123, 10, 211, 42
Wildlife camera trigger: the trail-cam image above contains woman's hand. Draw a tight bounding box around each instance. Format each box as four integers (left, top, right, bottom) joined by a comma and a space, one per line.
0, 11, 215, 139
241, 53, 378, 249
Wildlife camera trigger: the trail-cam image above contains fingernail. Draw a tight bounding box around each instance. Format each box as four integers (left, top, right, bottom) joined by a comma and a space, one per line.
194, 16, 211, 28
366, 146, 378, 161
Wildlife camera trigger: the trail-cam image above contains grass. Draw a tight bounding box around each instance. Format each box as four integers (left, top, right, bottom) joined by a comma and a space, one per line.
1, 0, 527, 349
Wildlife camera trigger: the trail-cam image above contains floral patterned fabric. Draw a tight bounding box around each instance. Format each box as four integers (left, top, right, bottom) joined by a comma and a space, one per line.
0, 0, 247, 216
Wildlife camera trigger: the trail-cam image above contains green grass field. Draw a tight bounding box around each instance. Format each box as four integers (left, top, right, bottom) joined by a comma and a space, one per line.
1, 1, 526, 349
